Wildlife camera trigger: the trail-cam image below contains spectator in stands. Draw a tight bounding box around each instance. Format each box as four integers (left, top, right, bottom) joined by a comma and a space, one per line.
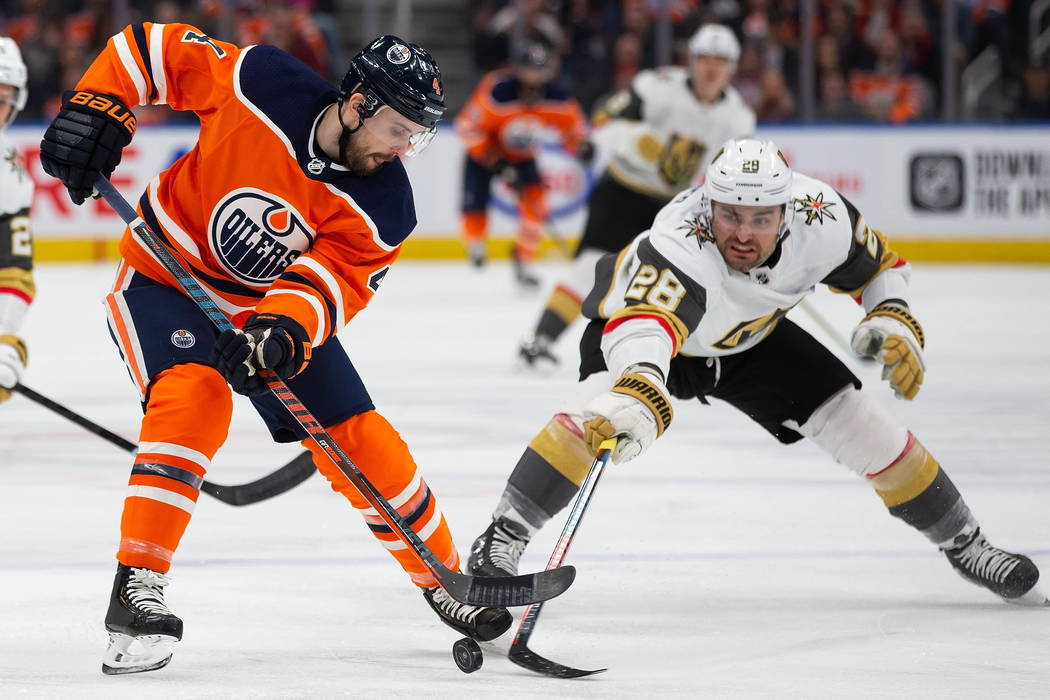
1015, 62, 1050, 120
817, 69, 865, 121
755, 65, 794, 122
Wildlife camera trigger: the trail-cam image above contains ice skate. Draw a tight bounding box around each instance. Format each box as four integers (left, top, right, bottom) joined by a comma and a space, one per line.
944, 529, 1048, 606
102, 564, 184, 675
518, 334, 559, 370
468, 517, 531, 578
468, 241, 486, 269
511, 245, 540, 290
423, 585, 512, 642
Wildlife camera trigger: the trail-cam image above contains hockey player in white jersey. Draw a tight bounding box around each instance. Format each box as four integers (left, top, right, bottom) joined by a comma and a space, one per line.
0, 37, 33, 404
519, 24, 755, 367
473, 137, 1047, 607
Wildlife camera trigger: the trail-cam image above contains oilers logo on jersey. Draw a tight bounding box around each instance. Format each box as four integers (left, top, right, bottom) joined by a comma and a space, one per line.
208, 189, 315, 285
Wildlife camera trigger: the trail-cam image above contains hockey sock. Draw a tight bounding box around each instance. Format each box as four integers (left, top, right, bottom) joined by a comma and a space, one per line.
119, 363, 232, 572
499, 414, 593, 529
533, 284, 582, 343
867, 434, 977, 549
461, 211, 487, 245
302, 410, 459, 587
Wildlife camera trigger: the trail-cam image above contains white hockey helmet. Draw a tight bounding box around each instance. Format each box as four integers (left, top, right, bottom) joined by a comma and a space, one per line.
0, 37, 28, 126
704, 137, 794, 233
688, 24, 740, 65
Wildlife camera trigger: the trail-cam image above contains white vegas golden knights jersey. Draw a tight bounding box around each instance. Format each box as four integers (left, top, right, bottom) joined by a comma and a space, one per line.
592, 66, 756, 200
0, 130, 35, 335
582, 173, 912, 379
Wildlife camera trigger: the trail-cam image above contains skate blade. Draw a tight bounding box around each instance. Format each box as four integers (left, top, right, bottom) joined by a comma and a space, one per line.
102, 632, 177, 675
1006, 585, 1050, 608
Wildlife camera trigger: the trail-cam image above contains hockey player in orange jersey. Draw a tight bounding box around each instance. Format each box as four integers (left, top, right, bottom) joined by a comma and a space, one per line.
455, 41, 589, 287
39, 25, 512, 674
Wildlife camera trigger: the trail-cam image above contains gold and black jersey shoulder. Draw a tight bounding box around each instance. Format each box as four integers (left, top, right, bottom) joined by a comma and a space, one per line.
820, 192, 901, 297
583, 237, 707, 353
591, 86, 644, 127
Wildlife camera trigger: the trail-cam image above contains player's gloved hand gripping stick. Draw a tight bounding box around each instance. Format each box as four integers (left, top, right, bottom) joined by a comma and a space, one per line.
507, 437, 617, 677
94, 175, 575, 608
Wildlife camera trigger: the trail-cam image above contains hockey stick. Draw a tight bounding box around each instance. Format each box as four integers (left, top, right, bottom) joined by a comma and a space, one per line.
12, 383, 317, 506
507, 437, 615, 677
94, 176, 574, 607
796, 298, 872, 361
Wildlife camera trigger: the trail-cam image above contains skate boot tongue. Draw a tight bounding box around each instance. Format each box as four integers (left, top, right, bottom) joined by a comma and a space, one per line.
423, 586, 512, 642
945, 530, 1047, 605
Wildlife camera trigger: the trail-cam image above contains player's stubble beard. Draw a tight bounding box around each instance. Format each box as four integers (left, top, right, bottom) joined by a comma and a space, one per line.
337, 101, 396, 176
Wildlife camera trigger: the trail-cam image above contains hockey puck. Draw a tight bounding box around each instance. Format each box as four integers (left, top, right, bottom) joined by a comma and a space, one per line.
453, 637, 483, 673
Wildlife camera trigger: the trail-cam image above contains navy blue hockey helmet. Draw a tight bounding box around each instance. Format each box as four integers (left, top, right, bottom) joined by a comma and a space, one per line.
341, 35, 446, 130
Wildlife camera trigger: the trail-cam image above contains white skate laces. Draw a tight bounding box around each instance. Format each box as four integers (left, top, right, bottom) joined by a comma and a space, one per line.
951, 534, 1020, 585
488, 523, 527, 575
126, 568, 174, 616
429, 586, 483, 624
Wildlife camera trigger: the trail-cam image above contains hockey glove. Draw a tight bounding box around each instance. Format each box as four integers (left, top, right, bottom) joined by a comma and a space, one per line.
0, 334, 27, 403
210, 313, 312, 396
850, 302, 926, 400
582, 366, 673, 464
576, 140, 595, 165
40, 90, 136, 205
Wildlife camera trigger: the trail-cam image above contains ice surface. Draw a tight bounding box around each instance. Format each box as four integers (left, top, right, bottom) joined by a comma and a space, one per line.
2, 260, 1048, 698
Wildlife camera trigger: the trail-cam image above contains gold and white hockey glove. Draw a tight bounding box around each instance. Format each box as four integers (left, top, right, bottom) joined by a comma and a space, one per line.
0, 334, 28, 403
582, 366, 673, 464
850, 302, 925, 400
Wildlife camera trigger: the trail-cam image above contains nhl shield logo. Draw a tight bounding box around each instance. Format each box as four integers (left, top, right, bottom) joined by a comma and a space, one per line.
208, 188, 315, 285
910, 153, 964, 211
307, 158, 325, 175
386, 44, 412, 65
171, 330, 196, 348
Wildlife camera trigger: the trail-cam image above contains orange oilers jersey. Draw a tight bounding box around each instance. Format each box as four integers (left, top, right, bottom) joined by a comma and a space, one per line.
455, 70, 588, 165
78, 23, 416, 346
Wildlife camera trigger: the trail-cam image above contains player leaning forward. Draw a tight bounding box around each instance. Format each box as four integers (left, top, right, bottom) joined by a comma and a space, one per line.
39, 24, 513, 674
471, 138, 1047, 607
0, 38, 34, 404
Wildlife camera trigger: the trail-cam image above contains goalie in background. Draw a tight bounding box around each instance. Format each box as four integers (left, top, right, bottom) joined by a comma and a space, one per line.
516, 24, 755, 368
469, 137, 1047, 609
455, 40, 589, 289
0, 37, 33, 404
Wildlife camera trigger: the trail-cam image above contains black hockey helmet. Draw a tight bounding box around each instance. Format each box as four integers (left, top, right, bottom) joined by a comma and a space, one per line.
341, 35, 446, 130
512, 41, 553, 69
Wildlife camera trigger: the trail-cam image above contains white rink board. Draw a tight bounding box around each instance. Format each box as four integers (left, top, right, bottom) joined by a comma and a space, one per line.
7, 123, 1050, 240
1, 260, 1048, 698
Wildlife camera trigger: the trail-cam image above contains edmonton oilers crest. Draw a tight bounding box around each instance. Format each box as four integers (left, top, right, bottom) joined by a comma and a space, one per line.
208, 189, 315, 285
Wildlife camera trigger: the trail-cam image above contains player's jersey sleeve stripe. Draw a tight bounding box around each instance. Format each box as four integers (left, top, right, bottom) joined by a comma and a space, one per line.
130, 23, 157, 102
280, 271, 336, 337
264, 289, 325, 346
605, 307, 686, 353
149, 23, 168, 104
290, 256, 346, 331
111, 31, 149, 105
232, 46, 296, 159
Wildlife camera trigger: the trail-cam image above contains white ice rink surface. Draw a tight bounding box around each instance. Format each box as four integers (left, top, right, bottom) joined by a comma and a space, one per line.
2, 260, 1048, 699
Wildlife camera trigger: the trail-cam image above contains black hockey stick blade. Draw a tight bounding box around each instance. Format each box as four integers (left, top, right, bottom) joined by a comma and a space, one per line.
436, 565, 576, 608
508, 643, 607, 678
198, 450, 316, 506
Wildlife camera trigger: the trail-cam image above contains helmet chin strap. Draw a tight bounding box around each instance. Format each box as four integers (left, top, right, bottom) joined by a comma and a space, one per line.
337, 95, 367, 167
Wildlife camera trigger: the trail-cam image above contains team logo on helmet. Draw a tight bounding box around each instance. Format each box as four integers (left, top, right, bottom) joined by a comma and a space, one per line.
793, 192, 837, 226
171, 330, 196, 348
386, 44, 412, 65
208, 189, 314, 286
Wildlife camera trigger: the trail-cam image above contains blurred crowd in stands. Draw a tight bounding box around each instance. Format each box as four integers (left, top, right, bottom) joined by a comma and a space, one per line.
0, 0, 342, 123
469, 0, 1050, 122
2, 0, 1048, 124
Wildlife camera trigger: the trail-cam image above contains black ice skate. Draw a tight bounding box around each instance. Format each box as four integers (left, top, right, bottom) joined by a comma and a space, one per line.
468, 517, 531, 578
511, 245, 540, 289
518, 334, 559, 369
423, 585, 512, 642
944, 529, 1049, 606
468, 241, 485, 269
102, 564, 184, 675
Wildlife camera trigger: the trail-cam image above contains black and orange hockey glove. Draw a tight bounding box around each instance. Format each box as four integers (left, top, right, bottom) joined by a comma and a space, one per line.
40, 90, 136, 205
210, 314, 312, 396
